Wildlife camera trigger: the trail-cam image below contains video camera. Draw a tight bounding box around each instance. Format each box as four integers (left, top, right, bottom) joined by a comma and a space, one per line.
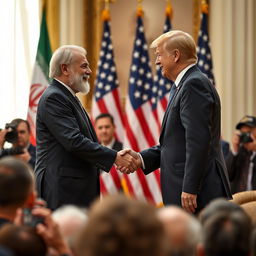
239, 132, 253, 144
4, 123, 18, 143
0, 123, 23, 158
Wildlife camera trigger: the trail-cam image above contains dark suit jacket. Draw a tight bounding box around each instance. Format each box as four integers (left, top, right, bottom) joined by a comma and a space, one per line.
112, 140, 123, 151
35, 79, 116, 210
28, 144, 36, 169
141, 66, 232, 211
227, 147, 256, 194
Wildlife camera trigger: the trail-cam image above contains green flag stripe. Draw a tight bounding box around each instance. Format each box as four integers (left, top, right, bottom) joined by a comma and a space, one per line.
36, 7, 52, 82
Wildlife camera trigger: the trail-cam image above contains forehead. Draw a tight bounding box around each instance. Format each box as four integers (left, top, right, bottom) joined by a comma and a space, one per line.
17, 122, 29, 131
155, 42, 166, 54
72, 51, 88, 64
95, 117, 113, 126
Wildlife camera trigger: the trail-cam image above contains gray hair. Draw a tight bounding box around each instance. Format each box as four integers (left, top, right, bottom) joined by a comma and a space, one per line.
52, 205, 87, 247
49, 45, 87, 78
158, 206, 202, 256
52, 204, 87, 223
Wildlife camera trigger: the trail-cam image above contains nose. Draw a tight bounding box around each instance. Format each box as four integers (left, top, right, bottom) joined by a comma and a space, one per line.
155, 56, 160, 65
86, 66, 92, 75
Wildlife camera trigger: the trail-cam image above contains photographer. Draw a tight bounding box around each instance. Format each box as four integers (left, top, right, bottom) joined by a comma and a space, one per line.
227, 115, 256, 194
0, 118, 36, 169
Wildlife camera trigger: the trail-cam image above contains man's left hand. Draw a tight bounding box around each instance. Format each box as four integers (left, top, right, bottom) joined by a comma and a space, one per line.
181, 192, 197, 214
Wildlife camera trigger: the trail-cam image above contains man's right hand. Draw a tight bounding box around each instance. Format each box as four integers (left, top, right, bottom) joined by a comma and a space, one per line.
115, 150, 139, 174
116, 148, 142, 174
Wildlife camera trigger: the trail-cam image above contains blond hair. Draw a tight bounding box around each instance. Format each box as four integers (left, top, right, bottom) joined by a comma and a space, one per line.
151, 30, 197, 64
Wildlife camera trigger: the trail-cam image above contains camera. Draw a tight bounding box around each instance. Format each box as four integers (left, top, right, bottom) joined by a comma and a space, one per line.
0, 147, 24, 157
23, 208, 44, 227
4, 123, 18, 143
239, 132, 253, 144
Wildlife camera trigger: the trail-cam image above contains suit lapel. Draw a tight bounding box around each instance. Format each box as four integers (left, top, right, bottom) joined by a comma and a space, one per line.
52, 80, 98, 142
159, 65, 198, 143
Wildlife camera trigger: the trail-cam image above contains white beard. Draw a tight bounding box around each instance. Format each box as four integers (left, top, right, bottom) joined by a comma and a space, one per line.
70, 72, 90, 95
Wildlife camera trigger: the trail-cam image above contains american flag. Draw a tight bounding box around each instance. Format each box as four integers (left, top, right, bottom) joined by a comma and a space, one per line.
197, 5, 215, 85
152, 8, 173, 127
91, 10, 124, 195
123, 10, 162, 205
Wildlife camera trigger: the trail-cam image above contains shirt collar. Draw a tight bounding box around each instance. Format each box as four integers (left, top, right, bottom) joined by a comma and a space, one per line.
174, 63, 195, 87
102, 137, 115, 149
54, 78, 76, 97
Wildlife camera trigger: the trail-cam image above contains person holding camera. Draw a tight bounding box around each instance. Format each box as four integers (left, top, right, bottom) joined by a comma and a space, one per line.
0, 118, 36, 169
227, 115, 256, 194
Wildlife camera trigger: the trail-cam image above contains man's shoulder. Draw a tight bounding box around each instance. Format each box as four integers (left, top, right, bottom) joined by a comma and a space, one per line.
40, 81, 71, 104
112, 140, 123, 151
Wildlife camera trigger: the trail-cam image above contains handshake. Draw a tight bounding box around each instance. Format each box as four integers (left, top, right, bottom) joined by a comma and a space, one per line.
114, 149, 142, 174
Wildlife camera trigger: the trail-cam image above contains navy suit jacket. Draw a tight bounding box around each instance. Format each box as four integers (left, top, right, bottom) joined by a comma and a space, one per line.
141, 66, 232, 211
28, 144, 36, 169
35, 79, 116, 210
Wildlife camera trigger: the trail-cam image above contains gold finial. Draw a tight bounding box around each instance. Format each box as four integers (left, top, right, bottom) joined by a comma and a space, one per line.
201, 0, 208, 14
165, 0, 173, 19
137, 0, 143, 17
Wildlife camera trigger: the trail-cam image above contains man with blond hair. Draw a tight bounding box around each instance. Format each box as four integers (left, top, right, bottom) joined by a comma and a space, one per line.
35, 45, 137, 210
122, 30, 232, 213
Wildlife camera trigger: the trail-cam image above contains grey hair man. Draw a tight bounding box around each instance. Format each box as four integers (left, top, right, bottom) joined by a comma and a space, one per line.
35, 45, 138, 210
157, 206, 202, 256
52, 205, 87, 247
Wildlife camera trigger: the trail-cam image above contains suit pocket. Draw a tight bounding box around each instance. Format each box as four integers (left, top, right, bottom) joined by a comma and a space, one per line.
59, 167, 87, 178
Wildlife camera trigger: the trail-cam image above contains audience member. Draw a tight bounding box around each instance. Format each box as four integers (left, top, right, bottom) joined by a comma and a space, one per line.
199, 210, 252, 256
227, 115, 256, 194
199, 198, 245, 225
0, 119, 36, 169
52, 205, 87, 248
0, 157, 36, 227
0, 224, 47, 256
158, 206, 201, 256
94, 113, 123, 151
74, 195, 167, 256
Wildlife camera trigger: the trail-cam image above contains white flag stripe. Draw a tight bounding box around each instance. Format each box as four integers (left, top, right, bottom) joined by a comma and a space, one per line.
100, 172, 119, 194
124, 100, 150, 150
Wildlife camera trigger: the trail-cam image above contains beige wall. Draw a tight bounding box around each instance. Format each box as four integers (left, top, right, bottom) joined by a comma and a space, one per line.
210, 0, 256, 143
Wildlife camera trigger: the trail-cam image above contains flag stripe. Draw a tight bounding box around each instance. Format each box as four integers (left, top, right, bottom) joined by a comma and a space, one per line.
135, 107, 156, 146
92, 15, 124, 196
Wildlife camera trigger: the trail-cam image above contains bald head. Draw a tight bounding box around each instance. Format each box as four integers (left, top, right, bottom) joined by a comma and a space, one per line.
158, 206, 201, 256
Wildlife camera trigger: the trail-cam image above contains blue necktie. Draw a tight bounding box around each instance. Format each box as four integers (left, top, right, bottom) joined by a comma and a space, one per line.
168, 83, 177, 103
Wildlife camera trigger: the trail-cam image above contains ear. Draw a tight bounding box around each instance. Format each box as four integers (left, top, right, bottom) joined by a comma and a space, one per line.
173, 49, 181, 63
196, 243, 205, 256
24, 190, 37, 208
60, 63, 70, 76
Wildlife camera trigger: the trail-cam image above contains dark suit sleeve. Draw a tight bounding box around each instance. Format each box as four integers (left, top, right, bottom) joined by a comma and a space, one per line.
140, 145, 161, 174
42, 94, 116, 171
180, 78, 214, 193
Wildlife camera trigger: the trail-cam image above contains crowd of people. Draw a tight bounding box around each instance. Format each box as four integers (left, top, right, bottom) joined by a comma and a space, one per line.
0, 29, 256, 255
0, 157, 255, 256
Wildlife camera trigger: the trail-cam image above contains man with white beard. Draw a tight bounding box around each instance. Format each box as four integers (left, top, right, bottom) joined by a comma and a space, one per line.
35, 45, 137, 210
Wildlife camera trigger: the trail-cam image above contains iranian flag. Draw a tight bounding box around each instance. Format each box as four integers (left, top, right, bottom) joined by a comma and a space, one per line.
27, 7, 52, 145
